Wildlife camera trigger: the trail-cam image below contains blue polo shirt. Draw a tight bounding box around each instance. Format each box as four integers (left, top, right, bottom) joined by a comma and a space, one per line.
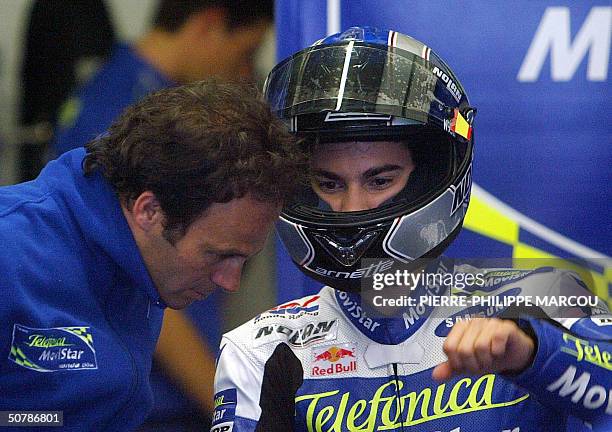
0, 149, 165, 430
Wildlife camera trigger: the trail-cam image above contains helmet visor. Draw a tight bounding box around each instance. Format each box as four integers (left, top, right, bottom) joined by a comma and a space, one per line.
265, 42, 467, 128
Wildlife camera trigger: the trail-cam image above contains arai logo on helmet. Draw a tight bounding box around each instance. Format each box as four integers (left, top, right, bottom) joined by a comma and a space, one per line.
450, 164, 472, 215
312, 259, 394, 279
432, 66, 462, 103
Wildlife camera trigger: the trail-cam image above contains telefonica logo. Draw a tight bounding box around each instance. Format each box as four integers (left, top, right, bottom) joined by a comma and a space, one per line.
561, 334, 612, 371
295, 374, 529, 429
26, 335, 72, 348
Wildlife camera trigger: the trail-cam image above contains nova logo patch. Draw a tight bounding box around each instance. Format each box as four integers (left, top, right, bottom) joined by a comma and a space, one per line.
311, 343, 357, 377
9, 324, 97, 372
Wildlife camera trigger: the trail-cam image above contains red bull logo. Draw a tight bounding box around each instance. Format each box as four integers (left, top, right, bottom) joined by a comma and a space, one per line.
314, 346, 355, 362
312, 344, 357, 376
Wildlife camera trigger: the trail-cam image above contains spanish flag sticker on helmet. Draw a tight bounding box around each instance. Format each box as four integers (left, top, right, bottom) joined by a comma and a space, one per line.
451, 109, 473, 140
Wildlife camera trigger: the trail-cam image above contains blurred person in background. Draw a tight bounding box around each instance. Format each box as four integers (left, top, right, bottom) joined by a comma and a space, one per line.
51, 1, 273, 431
54, 0, 272, 155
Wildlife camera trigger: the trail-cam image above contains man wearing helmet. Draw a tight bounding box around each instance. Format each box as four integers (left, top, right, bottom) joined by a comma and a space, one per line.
212, 28, 612, 431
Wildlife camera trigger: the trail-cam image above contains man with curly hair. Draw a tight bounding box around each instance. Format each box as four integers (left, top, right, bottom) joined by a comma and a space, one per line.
0, 81, 304, 431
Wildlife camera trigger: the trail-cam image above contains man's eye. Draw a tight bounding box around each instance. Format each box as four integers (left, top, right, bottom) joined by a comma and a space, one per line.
317, 180, 342, 192
205, 251, 231, 262
369, 177, 393, 189
204, 252, 221, 261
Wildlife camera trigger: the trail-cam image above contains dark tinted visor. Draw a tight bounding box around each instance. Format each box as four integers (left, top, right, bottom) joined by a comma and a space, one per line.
265, 42, 467, 128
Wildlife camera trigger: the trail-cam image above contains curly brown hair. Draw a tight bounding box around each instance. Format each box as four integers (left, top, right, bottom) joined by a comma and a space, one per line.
83, 80, 305, 243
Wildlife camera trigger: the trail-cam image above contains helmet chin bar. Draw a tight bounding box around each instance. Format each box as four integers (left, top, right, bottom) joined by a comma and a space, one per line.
297, 222, 464, 294
277, 153, 473, 293
311, 226, 385, 267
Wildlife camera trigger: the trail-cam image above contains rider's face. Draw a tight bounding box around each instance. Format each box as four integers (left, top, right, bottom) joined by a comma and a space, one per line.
311, 141, 414, 212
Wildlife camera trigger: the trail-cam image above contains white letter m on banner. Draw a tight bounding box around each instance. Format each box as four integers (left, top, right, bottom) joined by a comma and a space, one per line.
518, 7, 611, 82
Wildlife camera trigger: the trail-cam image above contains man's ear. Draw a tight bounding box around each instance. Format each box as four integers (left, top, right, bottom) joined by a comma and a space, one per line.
130, 191, 164, 232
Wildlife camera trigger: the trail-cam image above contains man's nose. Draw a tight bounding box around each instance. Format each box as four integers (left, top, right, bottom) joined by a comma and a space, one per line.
339, 188, 371, 212
211, 258, 245, 293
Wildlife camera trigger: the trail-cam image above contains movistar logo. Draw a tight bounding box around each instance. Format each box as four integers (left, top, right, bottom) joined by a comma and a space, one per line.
214, 395, 232, 408
295, 374, 529, 429
26, 335, 72, 348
